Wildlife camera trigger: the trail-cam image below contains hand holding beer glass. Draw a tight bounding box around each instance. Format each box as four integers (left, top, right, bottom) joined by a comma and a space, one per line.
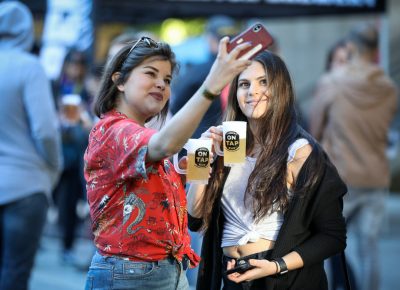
173, 139, 212, 184
214, 121, 247, 167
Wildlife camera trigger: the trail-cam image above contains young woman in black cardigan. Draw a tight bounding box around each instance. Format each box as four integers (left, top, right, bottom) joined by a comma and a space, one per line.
187, 51, 347, 290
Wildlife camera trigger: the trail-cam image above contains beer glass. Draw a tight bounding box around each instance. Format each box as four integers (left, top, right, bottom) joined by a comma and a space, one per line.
173, 138, 212, 184
214, 121, 247, 167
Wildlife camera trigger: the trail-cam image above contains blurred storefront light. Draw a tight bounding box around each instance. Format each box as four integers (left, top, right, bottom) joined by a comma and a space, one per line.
161, 18, 188, 45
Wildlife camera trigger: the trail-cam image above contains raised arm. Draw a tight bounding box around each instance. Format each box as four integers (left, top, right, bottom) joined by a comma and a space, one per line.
147, 38, 251, 161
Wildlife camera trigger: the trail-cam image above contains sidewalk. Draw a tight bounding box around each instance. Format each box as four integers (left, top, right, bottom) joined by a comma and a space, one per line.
29, 194, 400, 290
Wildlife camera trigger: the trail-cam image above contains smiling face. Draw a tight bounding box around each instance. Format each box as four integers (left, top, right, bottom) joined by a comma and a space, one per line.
224, 51, 297, 152
236, 61, 270, 120
116, 56, 172, 125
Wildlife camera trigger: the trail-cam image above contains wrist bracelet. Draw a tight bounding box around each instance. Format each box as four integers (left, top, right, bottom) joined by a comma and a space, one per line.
202, 88, 220, 101
273, 260, 279, 274
273, 258, 288, 275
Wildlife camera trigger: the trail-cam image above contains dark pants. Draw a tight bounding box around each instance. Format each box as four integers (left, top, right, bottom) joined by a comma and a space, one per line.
0, 193, 48, 290
54, 170, 84, 251
330, 253, 358, 290
222, 249, 272, 290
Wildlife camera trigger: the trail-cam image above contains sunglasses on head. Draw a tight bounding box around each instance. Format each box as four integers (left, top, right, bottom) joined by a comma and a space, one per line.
127, 36, 158, 55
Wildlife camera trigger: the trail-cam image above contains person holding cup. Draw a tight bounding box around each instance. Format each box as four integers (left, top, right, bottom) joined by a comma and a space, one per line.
174, 138, 212, 184
187, 51, 347, 290
214, 121, 247, 167
83, 36, 252, 290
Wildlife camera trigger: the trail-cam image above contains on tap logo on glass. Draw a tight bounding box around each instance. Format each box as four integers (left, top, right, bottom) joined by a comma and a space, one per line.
225, 131, 240, 151
194, 147, 210, 167
173, 138, 212, 184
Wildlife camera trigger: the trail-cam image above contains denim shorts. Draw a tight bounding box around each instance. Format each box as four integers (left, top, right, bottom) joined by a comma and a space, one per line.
85, 251, 189, 290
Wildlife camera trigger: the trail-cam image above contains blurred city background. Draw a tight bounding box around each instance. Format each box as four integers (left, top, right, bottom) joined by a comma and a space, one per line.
3, 0, 400, 289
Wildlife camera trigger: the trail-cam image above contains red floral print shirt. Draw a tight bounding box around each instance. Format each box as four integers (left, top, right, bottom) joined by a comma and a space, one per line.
84, 110, 200, 267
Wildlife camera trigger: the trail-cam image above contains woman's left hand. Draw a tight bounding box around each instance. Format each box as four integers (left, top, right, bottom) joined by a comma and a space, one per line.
226, 259, 278, 283
201, 126, 223, 142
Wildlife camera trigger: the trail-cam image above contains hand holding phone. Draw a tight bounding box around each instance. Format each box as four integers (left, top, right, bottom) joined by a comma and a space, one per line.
225, 259, 255, 275
227, 23, 274, 60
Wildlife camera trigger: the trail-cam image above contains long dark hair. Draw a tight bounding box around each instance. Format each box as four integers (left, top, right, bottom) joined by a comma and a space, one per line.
94, 38, 178, 124
199, 51, 325, 231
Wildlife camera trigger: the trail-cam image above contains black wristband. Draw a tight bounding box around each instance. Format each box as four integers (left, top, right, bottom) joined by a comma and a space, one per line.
273, 258, 288, 275
202, 88, 219, 101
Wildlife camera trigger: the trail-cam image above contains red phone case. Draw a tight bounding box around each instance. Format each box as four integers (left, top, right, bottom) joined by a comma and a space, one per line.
227, 23, 274, 60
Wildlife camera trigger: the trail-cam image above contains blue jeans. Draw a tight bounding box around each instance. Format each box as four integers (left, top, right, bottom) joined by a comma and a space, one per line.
186, 230, 202, 287
343, 187, 387, 290
85, 251, 189, 290
0, 193, 48, 290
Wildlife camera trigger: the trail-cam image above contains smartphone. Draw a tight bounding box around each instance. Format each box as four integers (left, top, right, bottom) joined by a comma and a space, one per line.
227, 23, 274, 60
225, 259, 255, 275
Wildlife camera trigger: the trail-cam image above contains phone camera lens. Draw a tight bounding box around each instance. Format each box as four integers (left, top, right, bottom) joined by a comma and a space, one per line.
253, 24, 261, 32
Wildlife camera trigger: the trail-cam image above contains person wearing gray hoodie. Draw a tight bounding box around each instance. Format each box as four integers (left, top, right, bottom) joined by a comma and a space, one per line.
0, 2, 63, 290
310, 23, 398, 290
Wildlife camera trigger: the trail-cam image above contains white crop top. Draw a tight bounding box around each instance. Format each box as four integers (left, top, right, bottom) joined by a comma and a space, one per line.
221, 138, 309, 247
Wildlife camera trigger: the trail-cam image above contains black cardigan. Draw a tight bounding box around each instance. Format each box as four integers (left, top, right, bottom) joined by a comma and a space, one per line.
188, 153, 347, 290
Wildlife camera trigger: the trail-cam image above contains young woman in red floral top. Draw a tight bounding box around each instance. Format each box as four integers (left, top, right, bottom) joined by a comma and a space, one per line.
83, 36, 252, 290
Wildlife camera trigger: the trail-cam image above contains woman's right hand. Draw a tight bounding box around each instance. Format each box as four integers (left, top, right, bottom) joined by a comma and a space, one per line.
203, 37, 252, 95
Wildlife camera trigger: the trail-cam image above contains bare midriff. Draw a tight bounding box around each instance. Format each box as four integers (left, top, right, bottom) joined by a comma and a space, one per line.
222, 238, 275, 258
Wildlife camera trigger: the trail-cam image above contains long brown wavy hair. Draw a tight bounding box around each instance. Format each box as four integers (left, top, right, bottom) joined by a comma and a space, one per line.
198, 51, 325, 231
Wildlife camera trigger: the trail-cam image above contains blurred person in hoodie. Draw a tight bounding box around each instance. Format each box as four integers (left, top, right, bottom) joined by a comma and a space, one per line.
310, 23, 398, 290
0, 2, 63, 290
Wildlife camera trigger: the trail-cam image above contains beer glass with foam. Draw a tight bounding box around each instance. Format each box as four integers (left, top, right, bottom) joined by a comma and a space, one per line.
173, 138, 212, 184
214, 121, 247, 167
